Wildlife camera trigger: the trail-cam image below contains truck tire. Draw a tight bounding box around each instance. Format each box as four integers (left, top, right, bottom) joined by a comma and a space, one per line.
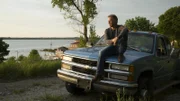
65, 82, 85, 95
134, 77, 154, 101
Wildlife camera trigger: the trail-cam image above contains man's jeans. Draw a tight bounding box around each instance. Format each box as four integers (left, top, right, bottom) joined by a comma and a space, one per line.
96, 45, 127, 75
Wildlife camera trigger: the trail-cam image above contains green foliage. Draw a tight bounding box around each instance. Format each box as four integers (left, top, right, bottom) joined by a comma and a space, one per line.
0, 39, 9, 63
17, 55, 26, 61
78, 35, 86, 47
28, 49, 42, 61
157, 6, 180, 43
100, 89, 153, 101
78, 25, 100, 47
51, 0, 100, 42
125, 16, 157, 32
37, 94, 62, 101
116, 89, 134, 101
0, 57, 61, 80
51, 0, 98, 25
7, 56, 16, 61
89, 25, 100, 45
12, 88, 27, 95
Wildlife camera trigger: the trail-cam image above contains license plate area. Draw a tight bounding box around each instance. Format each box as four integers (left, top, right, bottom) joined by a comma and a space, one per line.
77, 79, 92, 91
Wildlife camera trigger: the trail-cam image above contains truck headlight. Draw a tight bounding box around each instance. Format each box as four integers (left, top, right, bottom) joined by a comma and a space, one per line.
62, 56, 72, 61
111, 64, 134, 72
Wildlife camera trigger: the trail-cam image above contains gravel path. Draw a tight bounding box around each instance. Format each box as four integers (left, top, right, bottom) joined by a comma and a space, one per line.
0, 77, 180, 101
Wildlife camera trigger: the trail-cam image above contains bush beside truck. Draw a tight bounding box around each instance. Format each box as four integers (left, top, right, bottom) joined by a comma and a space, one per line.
0, 49, 61, 81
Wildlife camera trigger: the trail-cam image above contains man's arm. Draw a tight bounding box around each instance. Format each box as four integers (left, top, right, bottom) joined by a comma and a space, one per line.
111, 26, 128, 45
117, 27, 129, 39
104, 29, 113, 45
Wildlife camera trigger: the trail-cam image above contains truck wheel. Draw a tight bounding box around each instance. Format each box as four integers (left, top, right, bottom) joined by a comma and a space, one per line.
134, 77, 154, 101
65, 82, 85, 95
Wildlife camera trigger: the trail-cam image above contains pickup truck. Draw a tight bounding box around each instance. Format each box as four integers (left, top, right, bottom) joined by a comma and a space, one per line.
57, 31, 180, 99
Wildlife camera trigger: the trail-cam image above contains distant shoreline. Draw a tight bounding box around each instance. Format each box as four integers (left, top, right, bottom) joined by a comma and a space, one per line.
1, 37, 79, 40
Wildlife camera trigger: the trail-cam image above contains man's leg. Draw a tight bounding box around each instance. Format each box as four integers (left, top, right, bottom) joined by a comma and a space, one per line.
118, 45, 127, 63
93, 45, 117, 81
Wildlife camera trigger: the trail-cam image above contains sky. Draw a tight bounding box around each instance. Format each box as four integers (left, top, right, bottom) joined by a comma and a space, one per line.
0, 0, 179, 37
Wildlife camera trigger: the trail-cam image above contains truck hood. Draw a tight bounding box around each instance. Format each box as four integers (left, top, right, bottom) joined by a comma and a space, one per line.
64, 46, 152, 64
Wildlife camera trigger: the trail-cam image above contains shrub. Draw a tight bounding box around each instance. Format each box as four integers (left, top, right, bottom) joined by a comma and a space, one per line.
7, 56, 16, 61
17, 55, 27, 61
0, 59, 61, 80
0, 49, 61, 80
28, 49, 42, 61
89, 25, 100, 45
78, 36, 87, 47
0, 59, 23, 80
78, 25, 100, 48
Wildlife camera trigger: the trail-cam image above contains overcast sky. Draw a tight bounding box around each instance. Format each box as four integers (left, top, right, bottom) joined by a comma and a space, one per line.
0, 0, 179, 37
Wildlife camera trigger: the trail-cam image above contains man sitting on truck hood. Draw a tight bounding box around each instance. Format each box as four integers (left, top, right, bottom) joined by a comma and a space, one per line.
93, 14, 129, 82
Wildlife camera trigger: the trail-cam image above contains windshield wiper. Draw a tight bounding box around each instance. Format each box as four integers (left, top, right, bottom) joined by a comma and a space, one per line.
128, 46, 141, 52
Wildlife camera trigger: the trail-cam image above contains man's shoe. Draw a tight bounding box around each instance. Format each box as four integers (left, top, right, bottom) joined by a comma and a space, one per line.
118, 55, 125, 63
92, 74, 103, 83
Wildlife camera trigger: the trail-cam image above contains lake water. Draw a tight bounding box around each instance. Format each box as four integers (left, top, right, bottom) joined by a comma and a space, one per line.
4, 39, 75, 58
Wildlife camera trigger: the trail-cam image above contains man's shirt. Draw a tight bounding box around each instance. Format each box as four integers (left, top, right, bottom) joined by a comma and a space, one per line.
104, 26, 128, 47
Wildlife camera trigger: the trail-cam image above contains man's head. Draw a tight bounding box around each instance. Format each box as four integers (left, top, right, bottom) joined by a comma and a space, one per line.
119, 25, 124, 30
108, 14, 118, 27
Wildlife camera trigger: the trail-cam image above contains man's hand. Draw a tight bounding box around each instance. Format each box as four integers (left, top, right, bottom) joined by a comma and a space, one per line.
107, 40, 113, 45
111, 37, 118, 46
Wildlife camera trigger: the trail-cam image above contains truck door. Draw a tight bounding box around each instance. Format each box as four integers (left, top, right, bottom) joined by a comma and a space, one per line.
154, 36, 174, 87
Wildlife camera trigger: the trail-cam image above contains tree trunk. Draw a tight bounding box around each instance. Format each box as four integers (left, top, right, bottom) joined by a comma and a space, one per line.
83, 25, 88, 43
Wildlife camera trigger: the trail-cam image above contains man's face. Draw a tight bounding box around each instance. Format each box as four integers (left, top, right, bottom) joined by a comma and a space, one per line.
108, 17, 116, 27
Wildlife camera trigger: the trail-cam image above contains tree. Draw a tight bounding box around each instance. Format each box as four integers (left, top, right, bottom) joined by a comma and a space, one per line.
28, 49, 42, 61
17, 55, 27, 61
7, 56, 16, 61
78, 35, 86, 47
51, 0, 100, 43
125, 16, 157, 32
78, 25, 100, 47
157, 6, 180, 46
0, 39, 9, 63
89, 25, 100, 45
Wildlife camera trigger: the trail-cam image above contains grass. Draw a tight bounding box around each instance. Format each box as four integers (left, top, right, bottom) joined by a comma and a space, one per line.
99, 89, 156, 101
12, 88, 27, 94
35, 94, 62, 101
32, 82, 52, 88
0, 57, 61, 81
32, 82, 41, 87
0, 97, 3, 100
155, 87, 179, 101
116, 89, 134, 101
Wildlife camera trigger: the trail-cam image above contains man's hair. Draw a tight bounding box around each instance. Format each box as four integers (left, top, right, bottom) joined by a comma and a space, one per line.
108, 14, 118, 23
119, 25, 123, 27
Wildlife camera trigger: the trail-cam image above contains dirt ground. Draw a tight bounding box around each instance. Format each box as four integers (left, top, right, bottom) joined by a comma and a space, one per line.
0, 77, 180, 101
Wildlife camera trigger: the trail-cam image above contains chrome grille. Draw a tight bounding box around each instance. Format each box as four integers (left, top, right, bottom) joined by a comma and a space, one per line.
72, 58, 97, 66
71, 57, 109, 76
72, 66, 96, 75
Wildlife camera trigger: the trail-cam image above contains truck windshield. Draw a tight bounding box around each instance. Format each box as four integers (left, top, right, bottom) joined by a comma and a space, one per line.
95, 32, 155, 53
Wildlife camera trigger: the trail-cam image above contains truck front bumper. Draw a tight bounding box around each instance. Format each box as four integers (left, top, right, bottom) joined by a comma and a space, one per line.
57, 69, 138, 95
